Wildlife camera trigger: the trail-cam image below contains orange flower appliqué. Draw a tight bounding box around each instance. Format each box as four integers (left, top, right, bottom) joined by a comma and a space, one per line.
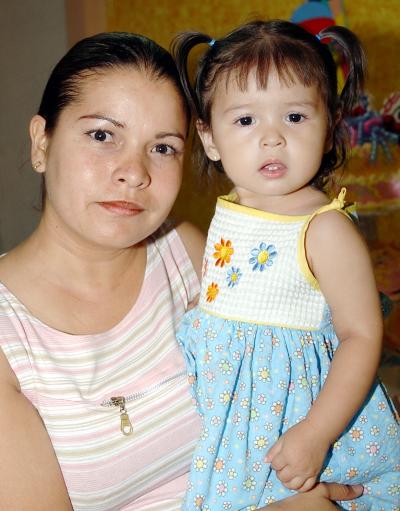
213, 238, 234, 267
206, 282, 219, 302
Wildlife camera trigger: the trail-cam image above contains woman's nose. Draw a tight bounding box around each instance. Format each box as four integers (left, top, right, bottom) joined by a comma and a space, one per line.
112, 157, 151, 189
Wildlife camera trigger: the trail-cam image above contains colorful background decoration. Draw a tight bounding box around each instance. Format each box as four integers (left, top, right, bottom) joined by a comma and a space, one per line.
291, 1, 400, 373
291, 1, 349, 89
105, 0, 400, 395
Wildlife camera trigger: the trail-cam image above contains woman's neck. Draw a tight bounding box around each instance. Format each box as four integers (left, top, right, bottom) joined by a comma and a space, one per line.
0, 220, 148, 335
26, 216, 143, 291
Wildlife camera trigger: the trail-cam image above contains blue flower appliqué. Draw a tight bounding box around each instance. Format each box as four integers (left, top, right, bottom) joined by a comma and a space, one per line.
226, 267, 242, 288
249, 243, 277, 271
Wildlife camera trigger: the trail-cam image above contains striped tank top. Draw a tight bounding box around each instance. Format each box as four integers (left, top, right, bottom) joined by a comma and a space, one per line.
0, 226, 201, 511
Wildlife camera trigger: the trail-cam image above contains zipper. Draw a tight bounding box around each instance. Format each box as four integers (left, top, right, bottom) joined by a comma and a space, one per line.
101, 371, 186, 436
110, 396, 133, 436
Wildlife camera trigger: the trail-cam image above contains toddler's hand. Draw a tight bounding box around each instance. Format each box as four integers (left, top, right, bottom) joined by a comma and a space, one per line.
265, 419, 330, 492
187, 294, 199, 310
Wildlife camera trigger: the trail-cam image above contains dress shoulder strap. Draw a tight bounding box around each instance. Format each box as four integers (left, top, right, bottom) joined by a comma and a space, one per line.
309, 187, 355, 220
297, 188, 356, 290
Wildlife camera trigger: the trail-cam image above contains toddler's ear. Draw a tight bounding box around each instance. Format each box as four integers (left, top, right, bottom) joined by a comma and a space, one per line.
196, 120, 221, 162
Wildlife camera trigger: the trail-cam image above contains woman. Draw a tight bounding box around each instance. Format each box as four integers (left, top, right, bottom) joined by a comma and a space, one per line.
0, 32, 361, 510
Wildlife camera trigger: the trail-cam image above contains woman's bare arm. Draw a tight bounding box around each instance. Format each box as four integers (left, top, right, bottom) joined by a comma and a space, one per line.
176, 221, 206, 281
0, 349, 73, 510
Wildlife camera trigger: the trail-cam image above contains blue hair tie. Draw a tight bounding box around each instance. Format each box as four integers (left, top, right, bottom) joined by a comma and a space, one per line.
316, 33, 322, 41
209, 38, 216, 47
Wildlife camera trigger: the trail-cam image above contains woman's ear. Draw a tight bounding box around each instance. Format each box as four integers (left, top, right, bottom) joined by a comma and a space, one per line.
196, 120, 221, 162
29, 115, 48, 173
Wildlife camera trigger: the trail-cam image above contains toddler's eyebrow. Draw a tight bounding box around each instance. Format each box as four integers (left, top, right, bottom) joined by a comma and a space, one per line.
223, 100, 318, 114
222, 103, 253, 114
155, 131, 185, 141
283, 100, 318, 108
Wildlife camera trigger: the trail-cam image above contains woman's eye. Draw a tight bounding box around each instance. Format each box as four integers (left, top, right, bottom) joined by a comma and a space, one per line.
287, 113, 304, 123
236, 116, 254, 126
152, 144, 176, 155
88, 130, 112, 142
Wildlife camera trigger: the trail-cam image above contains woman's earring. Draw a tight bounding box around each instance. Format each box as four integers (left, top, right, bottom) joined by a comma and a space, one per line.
32, 161, 42, 170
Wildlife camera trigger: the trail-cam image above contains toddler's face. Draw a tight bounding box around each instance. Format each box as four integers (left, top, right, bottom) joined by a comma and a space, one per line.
199, 67, 330, 213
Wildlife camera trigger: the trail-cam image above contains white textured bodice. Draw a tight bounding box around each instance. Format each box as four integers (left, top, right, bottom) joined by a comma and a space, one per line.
199, 192, 349, 330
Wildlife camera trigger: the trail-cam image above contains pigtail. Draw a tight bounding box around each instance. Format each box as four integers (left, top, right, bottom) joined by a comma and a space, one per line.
319, 25, 367, 115
171, 31, 213, 119
172, 31, 221, 176
311, 25, 366, 190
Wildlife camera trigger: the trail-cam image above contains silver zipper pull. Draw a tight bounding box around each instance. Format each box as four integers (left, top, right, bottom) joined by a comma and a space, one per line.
110, 396, 133, 436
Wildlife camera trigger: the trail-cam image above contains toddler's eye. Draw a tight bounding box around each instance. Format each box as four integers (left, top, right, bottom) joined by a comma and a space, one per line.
236, 116, 254, 126
88, 129, 112, 142
152, 144, 176, 155
287, 113, 303, 123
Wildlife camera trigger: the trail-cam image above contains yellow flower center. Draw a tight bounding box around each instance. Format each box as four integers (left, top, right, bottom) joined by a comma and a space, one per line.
257, 250, 269, 264
220, 246, 231, 259
209, 288, 218, 298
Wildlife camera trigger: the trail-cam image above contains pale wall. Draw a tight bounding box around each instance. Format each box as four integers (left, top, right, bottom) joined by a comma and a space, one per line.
0, 0, 67, 251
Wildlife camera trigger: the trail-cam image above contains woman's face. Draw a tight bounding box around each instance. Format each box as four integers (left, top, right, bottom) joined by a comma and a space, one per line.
31, 67, 187, 250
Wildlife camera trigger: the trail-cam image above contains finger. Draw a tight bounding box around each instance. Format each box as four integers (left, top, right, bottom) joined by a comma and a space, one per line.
186, 298, 199, 310
317, 482, 364, 500
297, 476, 317, 493
270, 453, 287, 472
265, 440, 281, 463
275, 466, 294, 484
282, 475, 306, 491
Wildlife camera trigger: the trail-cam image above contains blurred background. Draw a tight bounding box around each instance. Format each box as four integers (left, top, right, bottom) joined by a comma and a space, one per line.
1, 0, 399, 401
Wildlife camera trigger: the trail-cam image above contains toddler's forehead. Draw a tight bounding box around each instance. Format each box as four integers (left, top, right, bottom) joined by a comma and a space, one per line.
218, 65, 318, 95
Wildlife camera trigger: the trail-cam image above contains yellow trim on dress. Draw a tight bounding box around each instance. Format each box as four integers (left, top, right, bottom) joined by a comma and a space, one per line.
218, 195, 309, 222
217, 190, 356, 291
297, 188, 355, 289
199, 306, 320, 331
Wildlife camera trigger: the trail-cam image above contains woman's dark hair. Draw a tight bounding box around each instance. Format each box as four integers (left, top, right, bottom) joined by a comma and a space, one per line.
39, 31, 190, 134
172, 19, 366, 190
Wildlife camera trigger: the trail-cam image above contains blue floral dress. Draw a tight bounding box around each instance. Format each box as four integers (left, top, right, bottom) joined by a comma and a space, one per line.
177, 191, 400, 511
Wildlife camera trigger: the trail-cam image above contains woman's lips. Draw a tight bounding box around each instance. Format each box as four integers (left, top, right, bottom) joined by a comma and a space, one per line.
259, 161, 287, 178
98, 201, 144, 216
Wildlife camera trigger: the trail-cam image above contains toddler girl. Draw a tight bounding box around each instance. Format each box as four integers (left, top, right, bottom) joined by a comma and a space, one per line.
173, 19, 400, 511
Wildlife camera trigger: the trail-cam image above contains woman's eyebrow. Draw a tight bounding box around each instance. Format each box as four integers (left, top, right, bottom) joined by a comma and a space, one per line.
78, 114, 125, 128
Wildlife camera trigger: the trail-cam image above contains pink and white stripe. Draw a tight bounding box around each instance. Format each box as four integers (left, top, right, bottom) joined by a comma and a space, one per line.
0, 226, 200, 511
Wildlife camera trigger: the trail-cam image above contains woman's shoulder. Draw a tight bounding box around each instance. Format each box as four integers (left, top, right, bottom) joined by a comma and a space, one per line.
152, 220, 205, 281
175, 221, 205, 280
0, 237, 48, 303
0, 246, 27, 300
